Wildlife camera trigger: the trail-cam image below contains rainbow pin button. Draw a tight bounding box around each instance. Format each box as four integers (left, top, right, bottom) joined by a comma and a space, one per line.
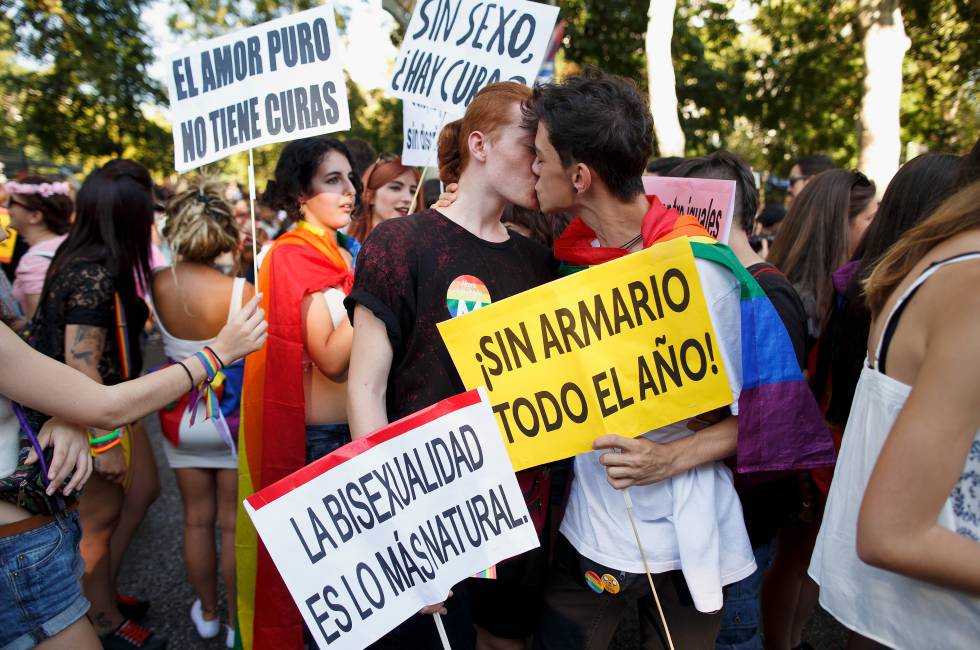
584, 570, 605, 593
446, 275, 491, 318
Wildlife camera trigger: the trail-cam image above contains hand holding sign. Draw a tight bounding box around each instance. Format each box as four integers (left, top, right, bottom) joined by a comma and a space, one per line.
438, 238, 735, 471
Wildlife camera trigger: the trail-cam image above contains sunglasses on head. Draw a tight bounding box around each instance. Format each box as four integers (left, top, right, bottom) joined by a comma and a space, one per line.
4, 197, 35, 211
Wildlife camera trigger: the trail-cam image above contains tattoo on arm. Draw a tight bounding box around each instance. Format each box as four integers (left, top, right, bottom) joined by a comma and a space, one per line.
66, 325, 107, 372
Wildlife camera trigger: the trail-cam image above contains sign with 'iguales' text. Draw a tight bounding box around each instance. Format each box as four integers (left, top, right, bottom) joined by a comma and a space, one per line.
388, 0, 560, 114
643, 176, 737, 243
244, 389, 537, 649
438, 238, 734, 471
165, 4, 350, 172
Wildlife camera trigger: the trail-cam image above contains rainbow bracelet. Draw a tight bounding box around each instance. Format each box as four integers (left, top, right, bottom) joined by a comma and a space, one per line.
194, 350, 220, 383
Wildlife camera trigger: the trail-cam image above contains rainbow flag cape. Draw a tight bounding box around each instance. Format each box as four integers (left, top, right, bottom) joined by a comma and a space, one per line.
553, 196, 835, 474
235, 227, 356, 650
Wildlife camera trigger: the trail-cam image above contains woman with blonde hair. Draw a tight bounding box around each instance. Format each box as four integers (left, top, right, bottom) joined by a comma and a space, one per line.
810, 180, 980, 648
347, 154, 420, 243
151, 176, 254, 646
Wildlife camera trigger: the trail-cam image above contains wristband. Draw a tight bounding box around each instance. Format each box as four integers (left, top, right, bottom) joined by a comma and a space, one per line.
175, 360, 195, 392
91, 436, 123, 456
194, 350, 220, 383
90, 432, 122, 448
203, 345, 226, 369
88, 429, 122, 445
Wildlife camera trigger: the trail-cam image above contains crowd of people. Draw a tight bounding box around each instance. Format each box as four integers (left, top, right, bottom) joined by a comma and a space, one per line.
1, 68, 978, 650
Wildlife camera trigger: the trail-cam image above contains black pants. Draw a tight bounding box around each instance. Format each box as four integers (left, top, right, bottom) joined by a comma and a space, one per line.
535, 535, 723, 650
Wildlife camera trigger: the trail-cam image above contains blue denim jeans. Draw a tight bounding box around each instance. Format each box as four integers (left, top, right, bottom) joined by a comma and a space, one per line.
305, 423, 352, 464
0, 510, 89, 650
716, 540, 777, 650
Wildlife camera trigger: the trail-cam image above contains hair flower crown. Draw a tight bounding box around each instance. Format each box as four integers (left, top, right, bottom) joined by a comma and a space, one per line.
5, 181, 72, 198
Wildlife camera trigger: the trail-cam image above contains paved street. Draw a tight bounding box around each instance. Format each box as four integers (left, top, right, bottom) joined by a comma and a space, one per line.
117, 337, 848, 649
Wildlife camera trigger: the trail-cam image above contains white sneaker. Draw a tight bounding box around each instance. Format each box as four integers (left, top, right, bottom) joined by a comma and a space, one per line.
190, 599, 221, 639
225, 624, 235, 649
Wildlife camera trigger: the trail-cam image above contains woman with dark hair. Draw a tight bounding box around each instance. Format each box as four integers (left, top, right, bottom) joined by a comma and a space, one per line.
236, 136, 361, 649
4, 176, 73, 318
813, 153, 962, 449
810, 180, 980, 648
25, 159, 163, 649
347, 154, 420, 243
762, 168, 875, 650
768, 169, 877, 342
785, 154, 837, 208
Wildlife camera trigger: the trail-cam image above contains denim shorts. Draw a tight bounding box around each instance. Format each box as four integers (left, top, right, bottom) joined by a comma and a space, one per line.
305, 423, 352, 464
0, 510, 89, 650
715, 540, 777, 650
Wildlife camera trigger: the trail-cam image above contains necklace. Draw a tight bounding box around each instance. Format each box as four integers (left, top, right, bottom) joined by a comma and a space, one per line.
618, 233, 643, 250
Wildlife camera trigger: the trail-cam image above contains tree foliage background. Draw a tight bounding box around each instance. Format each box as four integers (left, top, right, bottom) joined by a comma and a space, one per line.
0, 0, 976, 180
559, 0, 977, 171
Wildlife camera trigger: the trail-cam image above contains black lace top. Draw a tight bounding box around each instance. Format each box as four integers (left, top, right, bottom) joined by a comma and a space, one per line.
29, 255, 148, 389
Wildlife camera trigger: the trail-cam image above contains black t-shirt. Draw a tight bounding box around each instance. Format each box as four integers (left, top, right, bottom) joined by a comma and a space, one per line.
739, 263, 809, 546
346, 209, 558, 421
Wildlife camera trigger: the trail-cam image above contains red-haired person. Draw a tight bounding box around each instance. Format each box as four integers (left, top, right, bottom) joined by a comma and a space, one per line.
347, 154, 420, 243
346, 82, 558, 650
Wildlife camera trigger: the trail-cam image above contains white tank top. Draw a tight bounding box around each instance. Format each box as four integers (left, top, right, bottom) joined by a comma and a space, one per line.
809, 252, 980, 649
152, 276, 246, 360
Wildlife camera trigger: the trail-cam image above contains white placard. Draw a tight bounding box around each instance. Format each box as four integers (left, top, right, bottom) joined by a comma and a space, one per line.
401, 102, 458, 167
244, 389, 539, 650
166, 4, 350, 172
387, 0, 560, 114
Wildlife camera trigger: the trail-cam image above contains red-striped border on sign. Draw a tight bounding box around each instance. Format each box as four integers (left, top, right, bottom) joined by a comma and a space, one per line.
246, 389, 482, 511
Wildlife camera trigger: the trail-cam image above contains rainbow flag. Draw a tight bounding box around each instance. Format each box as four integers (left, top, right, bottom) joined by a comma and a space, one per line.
473, 565, 497, 580
236, 227, 356, 650
687, 240, 835, 472
553, 196, 835, 474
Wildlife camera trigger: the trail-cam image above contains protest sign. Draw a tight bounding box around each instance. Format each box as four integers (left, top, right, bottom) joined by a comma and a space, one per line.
165, 4, 350, 172
438, 237, 734, 471
401, 102, 461, 168
0, 213, 15, 264
244, 388, 538, 650
387, 0, 560, 114
643, 176, 736, 243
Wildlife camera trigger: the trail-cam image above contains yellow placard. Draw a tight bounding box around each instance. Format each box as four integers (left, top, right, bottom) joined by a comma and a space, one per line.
0, 211, 16, 264
438, 237, 733, 471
